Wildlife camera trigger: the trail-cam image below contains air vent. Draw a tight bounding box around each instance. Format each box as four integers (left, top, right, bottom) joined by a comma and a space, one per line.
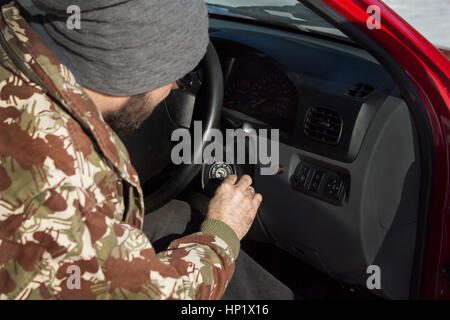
345, 83, 374, 98
304, 107, 343, 145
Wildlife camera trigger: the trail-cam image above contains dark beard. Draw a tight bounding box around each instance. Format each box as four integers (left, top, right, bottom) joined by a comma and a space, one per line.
103, 93, 156, 135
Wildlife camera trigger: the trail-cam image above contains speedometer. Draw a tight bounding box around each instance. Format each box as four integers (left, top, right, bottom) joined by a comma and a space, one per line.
252, 74, 294, 119
223, 70, 297, 131
224, 79, 256, 109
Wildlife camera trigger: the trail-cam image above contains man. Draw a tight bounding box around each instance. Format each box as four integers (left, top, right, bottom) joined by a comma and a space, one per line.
0, 0, 293, 299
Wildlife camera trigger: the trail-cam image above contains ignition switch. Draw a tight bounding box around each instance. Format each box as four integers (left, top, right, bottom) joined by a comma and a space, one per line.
208, 162, 234, 181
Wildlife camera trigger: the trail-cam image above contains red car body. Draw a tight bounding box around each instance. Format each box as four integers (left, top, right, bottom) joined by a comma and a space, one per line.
315, 0, 450, 299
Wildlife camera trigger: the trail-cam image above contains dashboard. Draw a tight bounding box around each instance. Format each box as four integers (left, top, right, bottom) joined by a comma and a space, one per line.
210, 18, 422, 299
212, 25, 398, 163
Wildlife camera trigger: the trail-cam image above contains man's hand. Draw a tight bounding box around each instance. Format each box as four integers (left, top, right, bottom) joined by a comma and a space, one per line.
206, 175, 262, 240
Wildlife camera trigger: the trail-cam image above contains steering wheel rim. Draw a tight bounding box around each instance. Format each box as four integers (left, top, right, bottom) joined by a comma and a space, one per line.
144, 42, 223, 212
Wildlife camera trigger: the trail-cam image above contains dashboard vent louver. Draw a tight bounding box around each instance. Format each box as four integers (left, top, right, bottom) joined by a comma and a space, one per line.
345, 83, 374, 98
304, 107, 343, 145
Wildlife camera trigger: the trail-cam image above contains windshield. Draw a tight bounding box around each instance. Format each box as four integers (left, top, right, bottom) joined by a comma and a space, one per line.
205, 0, 350, 41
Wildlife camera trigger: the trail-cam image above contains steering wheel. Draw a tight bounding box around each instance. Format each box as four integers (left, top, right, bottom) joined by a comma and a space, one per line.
139, 42, 224, 212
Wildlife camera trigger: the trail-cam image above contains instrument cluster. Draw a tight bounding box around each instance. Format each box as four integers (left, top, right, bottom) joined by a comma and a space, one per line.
223, 57, 298, 132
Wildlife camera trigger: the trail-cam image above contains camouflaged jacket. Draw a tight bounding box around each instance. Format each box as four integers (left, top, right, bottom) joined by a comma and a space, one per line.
0, 2, 238, 300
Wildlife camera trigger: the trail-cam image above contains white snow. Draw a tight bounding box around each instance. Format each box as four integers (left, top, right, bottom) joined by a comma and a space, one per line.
384, 0, 450, 49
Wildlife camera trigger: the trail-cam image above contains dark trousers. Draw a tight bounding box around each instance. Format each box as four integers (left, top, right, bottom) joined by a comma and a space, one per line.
142, 200, 294, 300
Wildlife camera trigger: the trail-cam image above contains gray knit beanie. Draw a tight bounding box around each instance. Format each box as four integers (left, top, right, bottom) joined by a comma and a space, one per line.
31, 0, 210, 96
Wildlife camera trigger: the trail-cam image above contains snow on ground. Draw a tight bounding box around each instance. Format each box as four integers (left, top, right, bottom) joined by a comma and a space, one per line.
206, 0, 450, 49
384, 0, 450, 49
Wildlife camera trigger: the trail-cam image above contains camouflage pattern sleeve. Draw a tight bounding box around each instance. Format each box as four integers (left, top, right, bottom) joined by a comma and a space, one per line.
0, 184, 236, 300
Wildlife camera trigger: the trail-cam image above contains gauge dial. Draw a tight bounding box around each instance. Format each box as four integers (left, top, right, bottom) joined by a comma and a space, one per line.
252, 74, 294, 118
224, 79, 254, 108
224, 72, 297, 131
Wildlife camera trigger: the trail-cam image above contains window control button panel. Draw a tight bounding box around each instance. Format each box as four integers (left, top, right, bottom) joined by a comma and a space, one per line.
291, 160, 348, 206
309, 170, 324, 193
324, 175, 343, 201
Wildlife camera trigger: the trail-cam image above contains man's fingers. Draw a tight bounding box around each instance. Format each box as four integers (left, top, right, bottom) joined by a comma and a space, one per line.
236, 175, 252, 189
223, 174, 238, 185
246, 186, 255, 198
252, 193, 263, 207
207, 174, 262, 240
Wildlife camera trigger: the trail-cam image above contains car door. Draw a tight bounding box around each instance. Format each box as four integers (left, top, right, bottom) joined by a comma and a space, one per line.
300, 0, 450, 300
